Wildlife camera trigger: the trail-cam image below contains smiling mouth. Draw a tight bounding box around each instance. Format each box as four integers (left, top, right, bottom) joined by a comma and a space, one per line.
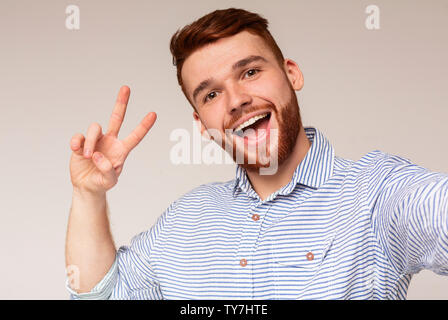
232, 112, 271, 138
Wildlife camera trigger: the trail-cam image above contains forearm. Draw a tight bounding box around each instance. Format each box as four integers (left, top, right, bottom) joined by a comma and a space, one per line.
65, 188, 116, 293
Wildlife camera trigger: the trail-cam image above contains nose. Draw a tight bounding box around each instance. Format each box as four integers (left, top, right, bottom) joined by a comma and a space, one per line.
226, 82, 252, 114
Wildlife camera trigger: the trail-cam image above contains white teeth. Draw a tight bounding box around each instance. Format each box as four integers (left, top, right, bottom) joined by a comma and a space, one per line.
233, 113, 269, 134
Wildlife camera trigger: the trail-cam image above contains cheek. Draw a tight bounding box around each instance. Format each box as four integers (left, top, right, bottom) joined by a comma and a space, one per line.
200, 109, 225, 131
248, 73, 290, 104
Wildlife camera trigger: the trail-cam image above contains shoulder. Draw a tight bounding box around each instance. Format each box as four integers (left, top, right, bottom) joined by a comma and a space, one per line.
330, 150, 421, 199
164, 179, 236, 216
182, 179, 236, 199
360, 150, 427, 184
362, 150, 412, 169
333, 150, 414, 177
177, 179, 236, 203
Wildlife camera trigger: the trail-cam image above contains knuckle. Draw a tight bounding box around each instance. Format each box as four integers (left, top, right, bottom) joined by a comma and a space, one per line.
88, 122, 102, 131
104, 161, 113, 171
71, 133, 82, 140
130, 131, 141, 141
99, 159, 112, 172
111, 112, 123, 122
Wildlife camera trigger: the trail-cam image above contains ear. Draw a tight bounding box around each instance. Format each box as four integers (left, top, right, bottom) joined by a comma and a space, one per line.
283, 59, 304, 91
192, 111, 209, 139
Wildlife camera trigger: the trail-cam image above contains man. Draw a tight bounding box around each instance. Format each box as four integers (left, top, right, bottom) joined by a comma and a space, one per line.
65, 8, 448, 299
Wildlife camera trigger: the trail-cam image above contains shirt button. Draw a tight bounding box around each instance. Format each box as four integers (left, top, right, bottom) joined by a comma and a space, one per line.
251, 214, 260, 221
240, 258, 248, 267
306, 252, 314, 261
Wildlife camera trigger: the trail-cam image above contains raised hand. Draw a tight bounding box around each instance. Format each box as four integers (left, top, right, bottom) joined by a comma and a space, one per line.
69, 86, 157, 194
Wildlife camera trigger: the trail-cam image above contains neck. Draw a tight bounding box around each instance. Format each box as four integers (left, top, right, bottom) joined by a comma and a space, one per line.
244, 126, 311, 201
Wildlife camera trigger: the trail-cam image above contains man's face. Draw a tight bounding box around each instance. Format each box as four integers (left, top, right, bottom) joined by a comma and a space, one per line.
181, 30, 304, 171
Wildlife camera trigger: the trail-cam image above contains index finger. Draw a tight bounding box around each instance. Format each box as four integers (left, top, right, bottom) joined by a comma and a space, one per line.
123, 112, 157, 152
106, 85, 130, 137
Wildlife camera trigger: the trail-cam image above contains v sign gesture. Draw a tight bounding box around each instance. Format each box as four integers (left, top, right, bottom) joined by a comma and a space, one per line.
69, 86, 157, 194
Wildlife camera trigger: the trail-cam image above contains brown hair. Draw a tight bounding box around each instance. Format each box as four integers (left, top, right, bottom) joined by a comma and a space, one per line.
169, 8, 286, 108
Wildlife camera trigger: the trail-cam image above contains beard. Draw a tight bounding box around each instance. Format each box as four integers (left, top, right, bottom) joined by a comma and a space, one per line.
222, 85, 302, 172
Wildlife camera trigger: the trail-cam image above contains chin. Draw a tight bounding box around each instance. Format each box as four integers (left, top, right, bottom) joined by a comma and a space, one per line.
233, 141, 283, 171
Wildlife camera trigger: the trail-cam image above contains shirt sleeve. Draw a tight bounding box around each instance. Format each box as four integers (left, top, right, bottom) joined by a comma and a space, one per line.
66, 256, 119, 300
369, 151, 448, 276
66, 201, 175, 300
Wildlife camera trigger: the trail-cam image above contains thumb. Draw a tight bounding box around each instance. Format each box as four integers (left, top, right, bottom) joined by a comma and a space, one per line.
91, 151, 117, 188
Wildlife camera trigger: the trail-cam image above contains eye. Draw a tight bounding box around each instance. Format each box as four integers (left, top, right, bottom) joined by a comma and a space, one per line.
244, 68, 260, 78
202, 69, 260, 104
204, 91, 218, 103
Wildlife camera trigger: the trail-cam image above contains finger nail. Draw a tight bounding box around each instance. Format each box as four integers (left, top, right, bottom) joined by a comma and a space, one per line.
84, 149, 92, 157
93, 153, 102, 162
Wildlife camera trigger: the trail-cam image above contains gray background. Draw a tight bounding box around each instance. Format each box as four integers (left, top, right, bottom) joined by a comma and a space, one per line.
1, 0, 447, 299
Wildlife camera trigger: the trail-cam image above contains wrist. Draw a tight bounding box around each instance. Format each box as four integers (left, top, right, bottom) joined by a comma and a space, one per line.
72, 187, 106, 200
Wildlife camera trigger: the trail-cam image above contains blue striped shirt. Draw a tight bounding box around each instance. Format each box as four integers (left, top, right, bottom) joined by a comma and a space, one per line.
67, 127, 448, 299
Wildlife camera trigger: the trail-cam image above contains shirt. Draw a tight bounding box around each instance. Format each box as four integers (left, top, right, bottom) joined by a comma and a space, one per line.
66, 127, 448, 300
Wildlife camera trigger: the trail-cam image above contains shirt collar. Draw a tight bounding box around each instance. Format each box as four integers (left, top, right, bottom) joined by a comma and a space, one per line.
232, 127, 335, 199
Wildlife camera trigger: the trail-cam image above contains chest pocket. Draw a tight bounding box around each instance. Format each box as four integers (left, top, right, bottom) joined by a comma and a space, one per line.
272, 234, 335, 299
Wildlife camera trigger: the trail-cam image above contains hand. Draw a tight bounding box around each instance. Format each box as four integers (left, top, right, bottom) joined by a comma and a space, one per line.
69, 86, 157, 194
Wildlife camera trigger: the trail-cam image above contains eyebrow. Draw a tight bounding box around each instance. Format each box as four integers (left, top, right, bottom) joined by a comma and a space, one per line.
192, 55, 268, 103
